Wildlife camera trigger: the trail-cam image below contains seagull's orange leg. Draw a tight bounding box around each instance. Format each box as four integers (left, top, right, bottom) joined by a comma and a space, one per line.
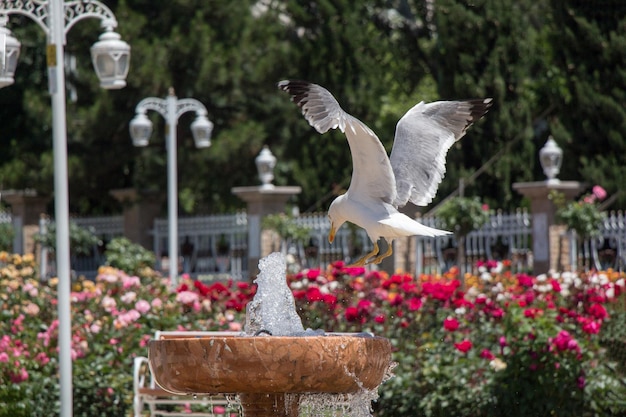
370, 240, 393, 265
349, 242, 379, 267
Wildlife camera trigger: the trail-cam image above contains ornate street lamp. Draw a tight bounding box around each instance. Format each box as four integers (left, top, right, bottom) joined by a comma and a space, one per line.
539, 136, 563, 184
0, 2, 130, 415
129, 88, 213, 287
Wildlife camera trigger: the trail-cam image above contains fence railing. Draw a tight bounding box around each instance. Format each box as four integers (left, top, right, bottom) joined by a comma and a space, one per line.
153, 213, 249, 280
28, 209, 626, 280
416, 209, 533, 275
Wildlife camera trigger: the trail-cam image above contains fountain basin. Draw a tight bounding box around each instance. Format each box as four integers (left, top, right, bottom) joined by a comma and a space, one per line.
149, 334, 392, 395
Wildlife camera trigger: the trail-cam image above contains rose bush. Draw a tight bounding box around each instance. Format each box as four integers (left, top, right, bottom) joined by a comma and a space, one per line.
288, 260, 626, 416
0, 251, 253, 416
1, 250, 625, 416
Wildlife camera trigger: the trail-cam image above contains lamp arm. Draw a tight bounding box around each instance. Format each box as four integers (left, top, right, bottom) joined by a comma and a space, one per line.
175, 98, 208, 119
134, 97, 168, 120
0, 0, 118, 43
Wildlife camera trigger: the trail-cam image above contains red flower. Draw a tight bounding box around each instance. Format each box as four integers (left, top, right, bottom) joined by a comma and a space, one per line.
588, 303, 608, 320
389, 293, 404, 307
345, 306, 359, 322
480, 349, 495, 360
443, 317, 460, 331
517, 274, 534, 287
550, 279, 561, 292
407, 297, 422, 311
491, 308, 504, 319
321, 294, 337, 307
305, 287, 323, 302
524, 308, 543, 319
306, 269, 322, 279
454, 339, 472, 353
374, 315, 386, 324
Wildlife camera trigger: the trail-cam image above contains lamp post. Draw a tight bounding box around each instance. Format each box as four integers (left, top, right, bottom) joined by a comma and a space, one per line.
129, 88, 213, 288
0, 2, 130, 416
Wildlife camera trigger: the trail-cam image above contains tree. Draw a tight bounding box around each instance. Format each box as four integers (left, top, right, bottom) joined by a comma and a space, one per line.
544, 0, 626, 207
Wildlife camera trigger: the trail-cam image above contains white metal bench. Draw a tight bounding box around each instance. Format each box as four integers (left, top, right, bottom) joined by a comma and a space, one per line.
133, 331, 242, 417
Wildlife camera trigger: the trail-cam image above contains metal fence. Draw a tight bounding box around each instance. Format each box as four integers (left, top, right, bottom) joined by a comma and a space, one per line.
39, 216, 125, 280
416, 209, 533, 275
153, 212, 249, 280
28, 209, 626, 280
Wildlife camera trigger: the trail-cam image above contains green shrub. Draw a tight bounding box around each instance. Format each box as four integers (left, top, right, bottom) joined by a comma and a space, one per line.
0, 223, 14, 252
104, 237, 156, 275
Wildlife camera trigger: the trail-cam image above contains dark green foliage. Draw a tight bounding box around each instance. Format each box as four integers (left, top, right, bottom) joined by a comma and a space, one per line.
0, 0, 624, 215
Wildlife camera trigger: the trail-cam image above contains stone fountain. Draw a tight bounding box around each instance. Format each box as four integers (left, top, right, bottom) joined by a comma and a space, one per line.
148, 253, 393, 416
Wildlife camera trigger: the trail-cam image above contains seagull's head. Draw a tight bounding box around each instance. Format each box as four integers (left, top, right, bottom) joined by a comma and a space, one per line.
328, 196, 347, 244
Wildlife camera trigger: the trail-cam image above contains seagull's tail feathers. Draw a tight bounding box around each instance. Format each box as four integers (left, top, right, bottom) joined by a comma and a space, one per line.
410, 222, 452, 238
381, 215, 452, 238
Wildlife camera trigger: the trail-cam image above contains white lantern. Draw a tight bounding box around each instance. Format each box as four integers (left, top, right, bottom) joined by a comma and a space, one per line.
90, 21, 130, 90
191, 114, 213, 148
129, 112, 153, 147
255, 146, 277, 188
0, 16, 21, 88
539, 136, 563, 184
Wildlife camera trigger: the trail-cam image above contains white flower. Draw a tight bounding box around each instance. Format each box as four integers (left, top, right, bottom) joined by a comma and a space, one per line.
121, 291, 137, 304
480, 272, 492, 282
490, 358, 507, 372
455, 307, 466, 315
536, 274, 547, 282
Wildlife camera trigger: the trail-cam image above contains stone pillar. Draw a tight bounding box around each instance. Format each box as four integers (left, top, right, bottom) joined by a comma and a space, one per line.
231, 185, 301, 277
512, 181, 583, 274
110, 188, 163, 250
2, 189, 49, 254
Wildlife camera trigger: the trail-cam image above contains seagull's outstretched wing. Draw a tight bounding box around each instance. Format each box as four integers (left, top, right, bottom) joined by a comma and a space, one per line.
278, 80, 396, 205
390, 98, 493, 208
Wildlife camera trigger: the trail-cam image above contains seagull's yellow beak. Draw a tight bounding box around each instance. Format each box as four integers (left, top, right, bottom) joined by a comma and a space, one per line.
328, 224, 336, 243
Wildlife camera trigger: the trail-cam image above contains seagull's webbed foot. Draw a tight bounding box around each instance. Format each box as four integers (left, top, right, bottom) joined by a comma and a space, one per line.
370, 240, 393, 265
348, 242, 379, 267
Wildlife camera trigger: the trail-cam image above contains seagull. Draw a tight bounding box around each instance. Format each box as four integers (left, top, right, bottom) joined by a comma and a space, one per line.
278, 80, 492, 266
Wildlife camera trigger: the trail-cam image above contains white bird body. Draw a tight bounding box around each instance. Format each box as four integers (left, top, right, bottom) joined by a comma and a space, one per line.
279, 80, 492, 266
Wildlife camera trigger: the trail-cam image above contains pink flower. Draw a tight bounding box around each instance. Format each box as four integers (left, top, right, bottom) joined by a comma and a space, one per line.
582, 319, 601, 334
213, 405, 226, 414
0, 352, 9, 363
176, 291, 200, 305
122, 275, 141, 289
443, 317, 460, 331
35, 352, 50, 366
10, 367, 28, 383
592, 185, 607, 201
454, 339, 472, 353
135, 299, 151, 314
